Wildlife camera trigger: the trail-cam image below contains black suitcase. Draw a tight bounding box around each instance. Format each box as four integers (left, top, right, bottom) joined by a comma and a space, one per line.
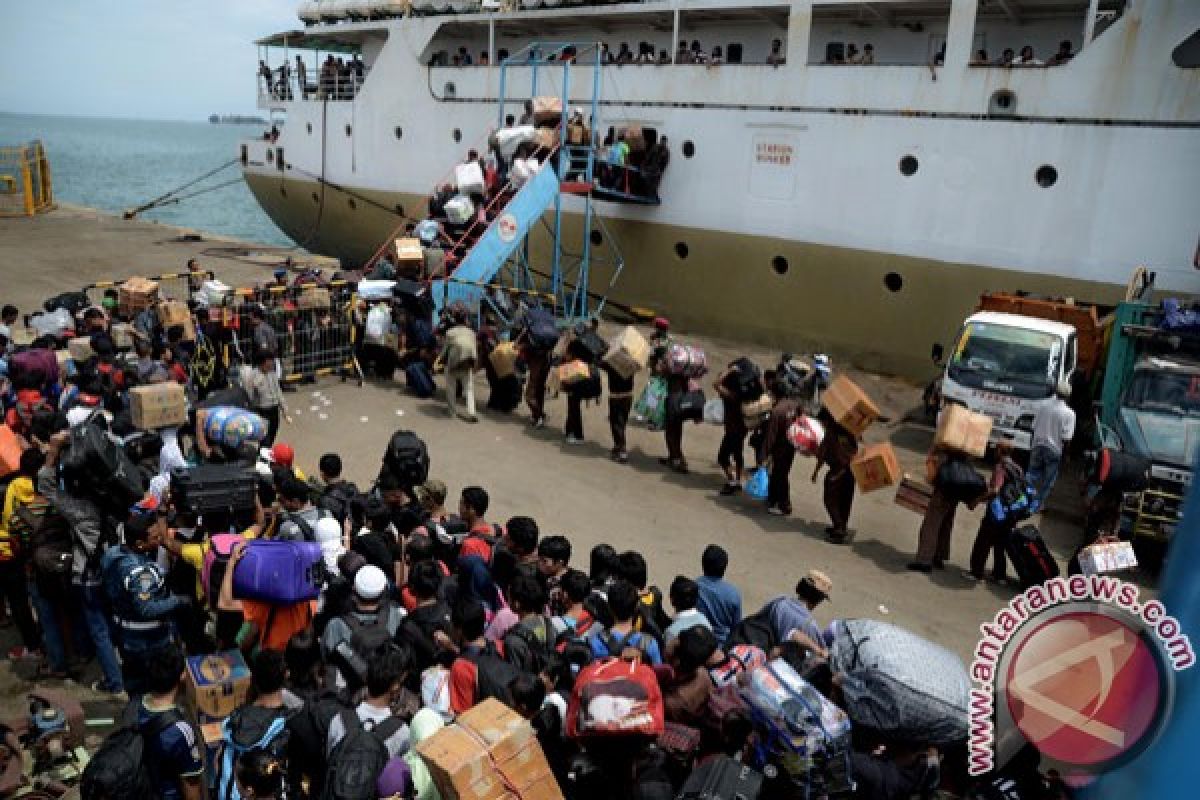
1006, 525, 1060, 588
170, 465, 258, 516
668, 390, 706, 423
678, 756, 763, 800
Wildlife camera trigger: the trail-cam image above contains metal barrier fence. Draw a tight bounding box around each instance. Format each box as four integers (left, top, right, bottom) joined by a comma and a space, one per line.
218, 281, 363, 385
81, 271, 214, 308
0, 140, 55, 217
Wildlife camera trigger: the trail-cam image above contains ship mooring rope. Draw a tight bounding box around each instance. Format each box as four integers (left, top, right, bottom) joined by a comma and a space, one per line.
123, 157, 239, 218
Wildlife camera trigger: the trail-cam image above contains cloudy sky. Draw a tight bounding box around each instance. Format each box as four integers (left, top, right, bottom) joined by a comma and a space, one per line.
2, 1, 299, 120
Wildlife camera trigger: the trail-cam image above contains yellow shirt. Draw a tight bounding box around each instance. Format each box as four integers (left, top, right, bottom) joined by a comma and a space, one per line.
178, 527, 259, 601
0, 476, 35, 561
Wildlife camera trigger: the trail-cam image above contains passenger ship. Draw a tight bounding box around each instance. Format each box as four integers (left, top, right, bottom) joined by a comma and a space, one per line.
241, 0, 1200, 378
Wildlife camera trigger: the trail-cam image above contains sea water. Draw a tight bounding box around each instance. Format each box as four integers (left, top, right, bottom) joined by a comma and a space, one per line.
0, 112, 291, 247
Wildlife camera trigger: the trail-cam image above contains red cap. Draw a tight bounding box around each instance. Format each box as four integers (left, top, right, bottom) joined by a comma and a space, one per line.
271, 443, 295, 468
653, 316, 670, 331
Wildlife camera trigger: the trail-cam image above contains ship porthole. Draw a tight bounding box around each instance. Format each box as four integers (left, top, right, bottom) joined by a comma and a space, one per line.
884, 272, 904, 292
348, 197, 357, 210
674, 242, 689, 260
771, 256, 789, 275
1036, 165, 1058, 188
394, 126, 403, 140
453, 128, 462, 143
899, 155, 918, 176
306, 122, 312, 134
682, 140, 695, 158
590, 229, 604, 246
345, 124, 352, 137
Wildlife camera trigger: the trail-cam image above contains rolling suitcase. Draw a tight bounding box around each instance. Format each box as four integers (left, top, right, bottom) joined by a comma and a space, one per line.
1006, 525, 1060, 588
405, 361, 435, 398
232, 540, 324, 604
678, 756, 763, 800
170, 465, 258, 517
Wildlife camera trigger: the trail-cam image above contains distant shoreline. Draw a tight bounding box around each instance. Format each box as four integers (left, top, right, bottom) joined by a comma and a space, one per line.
208, 114, 268, 125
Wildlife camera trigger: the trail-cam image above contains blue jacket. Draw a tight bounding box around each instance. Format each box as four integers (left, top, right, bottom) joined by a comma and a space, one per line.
100, 546, 185, 650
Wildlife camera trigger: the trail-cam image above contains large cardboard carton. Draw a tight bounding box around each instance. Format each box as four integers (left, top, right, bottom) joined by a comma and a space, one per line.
67, 337, 94, 362
566, 123, 591, 146
531, 95, 563, 125
417, 698, 563, 800
184, 650, 251, 722
934, 404, 993, 458
118, 276, 159, 316
395, 237, 425, 271
894, 474, 934, 515
850, 442, 901, 492
533, 127, 559, 151
821, 375, 880, 436
603, 326, 649, 379
156, 300, 196, 341
130, 382, 188, 430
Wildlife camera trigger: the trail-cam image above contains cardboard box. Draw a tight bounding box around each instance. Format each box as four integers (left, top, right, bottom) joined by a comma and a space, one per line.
489, 341, 519, 378
55, 350, 71, 371
623, 125, 646, 153
603, 325, 649, 379
118, 276, 160, 316
935, 403, 993, 458
130, 381, 188, 430
184, 650, 251, 722
417, 699, 563, 800
566, 123, 591, 146
894, 473, 934, 515
394, 237, 425, 270
533, 127, 559, 151
111, 322, 136, 350
531, 95, 563, 125
67, 336, 94, 362
821, 375, 880, 436
850, 442, 901, 492
297, 286, 331, 311
1079, 541, 1138, 576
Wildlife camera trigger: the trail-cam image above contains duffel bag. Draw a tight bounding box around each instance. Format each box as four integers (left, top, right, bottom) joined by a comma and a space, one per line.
935, 458, 987, 504
203, 406, 267, 450
566, 657, 664, 738
1094, 448, 1150, 493
828, 619, 969, 745
664, 343, 707, 378
232, 540, 324, 605
728, 357, 764, 402
667, 389, 706, 423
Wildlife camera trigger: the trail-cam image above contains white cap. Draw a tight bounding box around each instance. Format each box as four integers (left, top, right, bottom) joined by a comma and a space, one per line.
314, 517, 342, 544
353, 565, 387, 600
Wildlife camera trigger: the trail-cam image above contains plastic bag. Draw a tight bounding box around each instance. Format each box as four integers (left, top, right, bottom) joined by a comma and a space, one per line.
633, 376, 667, 429
364, 304, 391, 344
745, 467, 770, 500
29, 308, 74, 338
788, 415, 825, 456
703, 397, 725, 426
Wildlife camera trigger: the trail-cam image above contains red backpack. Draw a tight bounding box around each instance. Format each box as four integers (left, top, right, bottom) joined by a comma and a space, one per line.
566, 657, 664, 739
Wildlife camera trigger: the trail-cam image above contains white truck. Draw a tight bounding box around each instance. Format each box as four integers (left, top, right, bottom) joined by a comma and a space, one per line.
939, 311, 1079, 451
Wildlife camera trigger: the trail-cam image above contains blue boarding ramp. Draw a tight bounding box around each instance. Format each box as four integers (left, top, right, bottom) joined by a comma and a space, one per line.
431, 164, 561, 318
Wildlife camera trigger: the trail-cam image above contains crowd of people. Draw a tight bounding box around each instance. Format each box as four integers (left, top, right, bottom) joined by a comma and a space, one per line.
0, 265, 1090, 800
259, 54, 367, 102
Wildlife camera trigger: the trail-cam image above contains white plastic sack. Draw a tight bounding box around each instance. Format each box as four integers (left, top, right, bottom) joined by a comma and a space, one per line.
494, 124, 537, 160
364, 304, 391, 344
198, 279, 231, 307
29, 308, 74, 337
444, 194, 474, 225
703, 397, 725, 426
455, 162, 485, 195
357, 279, 396, 301
510, 157, 542, 189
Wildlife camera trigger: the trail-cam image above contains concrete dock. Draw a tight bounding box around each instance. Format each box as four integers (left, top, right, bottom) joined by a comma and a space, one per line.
0, 206, 1107, 697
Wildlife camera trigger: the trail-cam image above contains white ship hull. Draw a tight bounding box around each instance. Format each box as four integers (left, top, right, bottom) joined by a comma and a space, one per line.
243, 0, 1200, 378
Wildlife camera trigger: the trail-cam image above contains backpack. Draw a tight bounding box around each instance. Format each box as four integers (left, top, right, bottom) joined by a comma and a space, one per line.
523, 307, 559, 351
504, 616, 556, 674
634, 588, 668, 646
19, 498, 73, 583
463, 641, 520, 707
60, 418, 147, 513
383, 430, 430, 488
319, 481, 365, 528
202, 533, 243, 610
322, 710, 405, 800
286, 690, 348, 799
728, 601, 778, 652
215, 706, 290, 800
600, 630, 653, 662
80, 705, 181, 800
728, 357, 765, 402
44, 291, 91, 316
566, 657, 665, 738
343, 605, 397, 676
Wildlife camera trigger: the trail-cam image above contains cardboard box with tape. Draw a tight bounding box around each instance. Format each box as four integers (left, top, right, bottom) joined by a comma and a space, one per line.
130, 381, 188, 430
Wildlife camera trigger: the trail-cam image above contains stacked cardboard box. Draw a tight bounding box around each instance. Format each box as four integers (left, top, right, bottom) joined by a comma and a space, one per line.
67, 337, 94, 362
850, 443, 901, 492
417, 699, 563, 800
184, 650, 251, 723
395, 238, 425, 272
130, 382, 188, 430
603, 326, 649, 379
118, 276, 159, 316
821, 375, 881, 436
934, 404, 992, 458
156, 300, 196, 340
111, 322, 136, 350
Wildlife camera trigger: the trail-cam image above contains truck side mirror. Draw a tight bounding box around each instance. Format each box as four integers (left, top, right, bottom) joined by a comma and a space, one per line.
931, 342, 944, 364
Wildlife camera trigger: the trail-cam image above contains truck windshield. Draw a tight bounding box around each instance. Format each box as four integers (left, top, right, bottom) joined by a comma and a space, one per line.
947, 322, 1060, 399
1125, 369, 1200, 416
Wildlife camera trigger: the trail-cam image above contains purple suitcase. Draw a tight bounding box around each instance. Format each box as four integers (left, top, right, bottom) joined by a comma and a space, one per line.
232, 541, 323, 604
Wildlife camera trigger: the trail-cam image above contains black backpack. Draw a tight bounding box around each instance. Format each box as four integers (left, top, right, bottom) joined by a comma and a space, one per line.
728, 600, 779, 652
383, 430, 429, 488
339, 606, 396, 684
60, 418, 146, 513
523, 307, 560, 351
728, 357, 765, 402
936, 458, 988, 504
44, 291, 90, 316
464, 641, 520, 706
286, 690, 348, 800
319, 480, 365, 527
214, 705, 291, 800
322, 710, 405, 800
80, 706, 181, 800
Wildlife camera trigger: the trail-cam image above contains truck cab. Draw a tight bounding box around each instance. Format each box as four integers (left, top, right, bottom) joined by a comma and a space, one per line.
940, 311, 1077, 451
